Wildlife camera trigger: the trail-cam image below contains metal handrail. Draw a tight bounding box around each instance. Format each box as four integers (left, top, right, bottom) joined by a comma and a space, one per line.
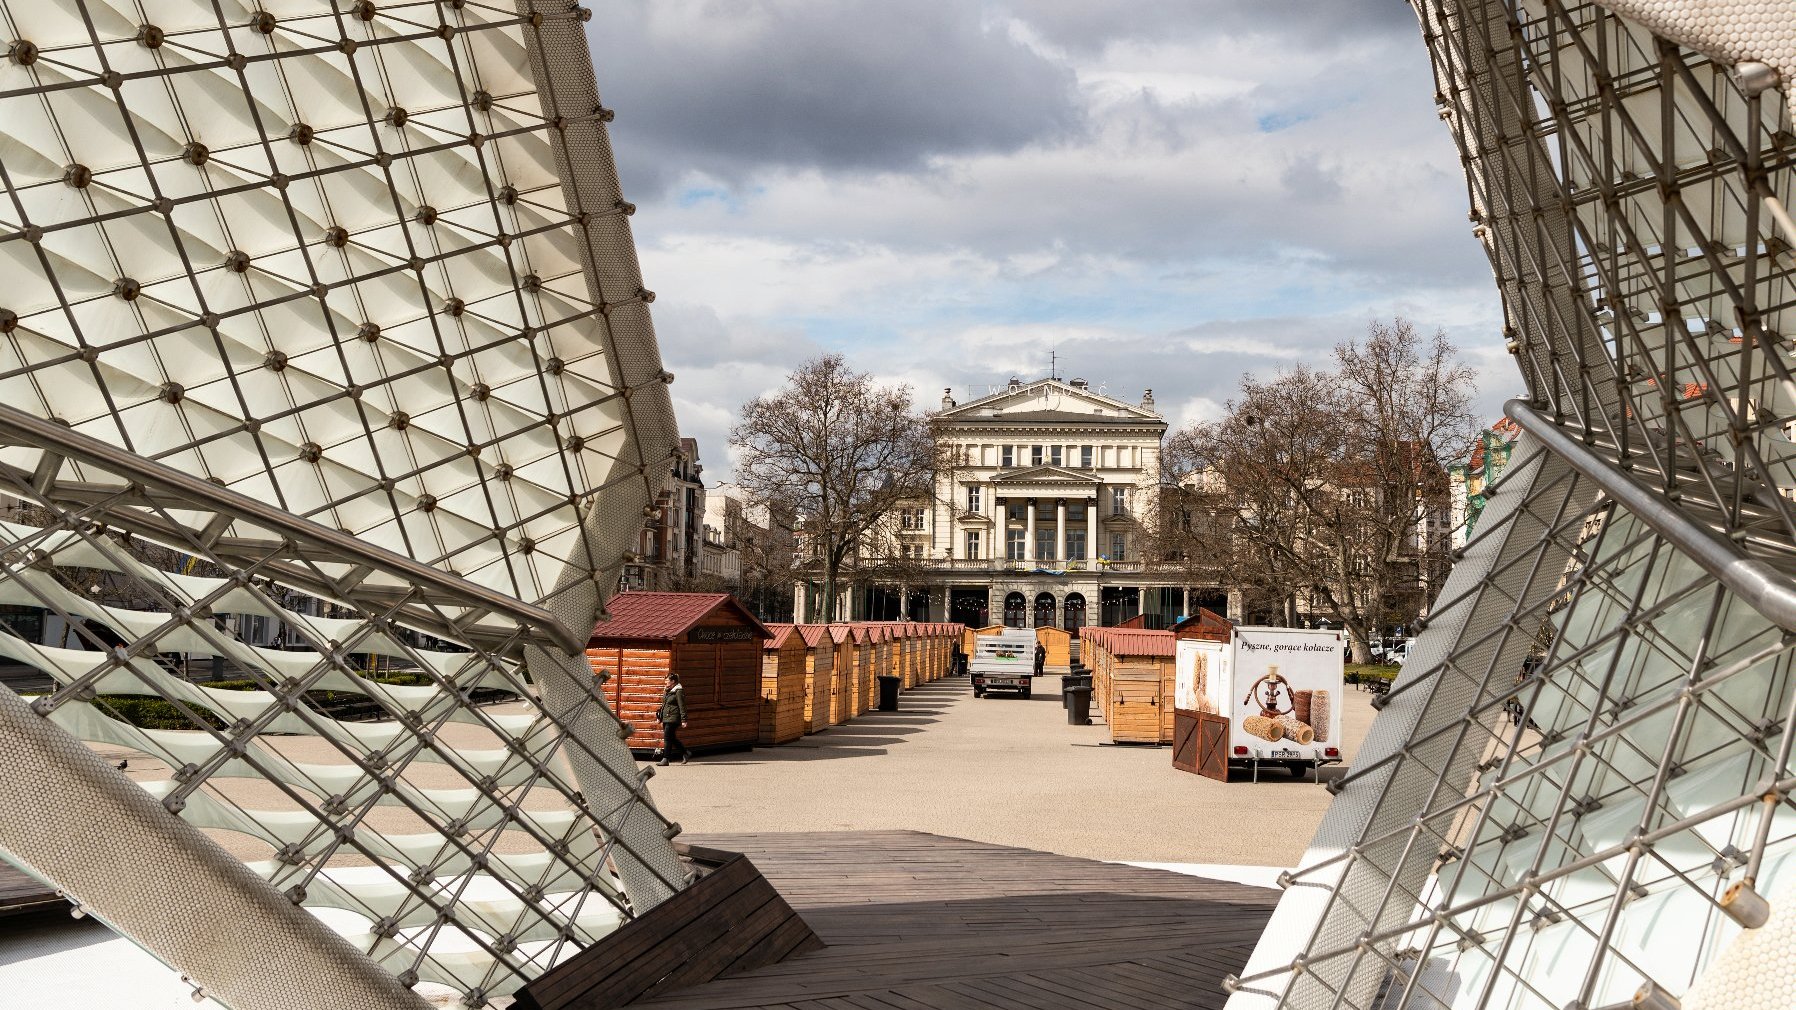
1505, 398, 1796, 632
0, 405, 585, 654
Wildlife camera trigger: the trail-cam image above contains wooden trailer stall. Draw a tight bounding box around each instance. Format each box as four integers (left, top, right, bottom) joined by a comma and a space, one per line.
760, 624, 809, 745
797, 624, 835, 732
1173, 609, 1234, 779
1081, 627, 1177, 745
587, 592, 769, 756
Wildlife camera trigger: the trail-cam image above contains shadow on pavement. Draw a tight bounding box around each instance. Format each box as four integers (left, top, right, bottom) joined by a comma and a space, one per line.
675, 680, 974, 764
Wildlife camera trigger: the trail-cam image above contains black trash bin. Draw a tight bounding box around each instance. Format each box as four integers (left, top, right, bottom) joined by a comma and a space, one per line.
1064, 684, 1092, 725
1060, 675, 1076, 709
877, 674, 902, 711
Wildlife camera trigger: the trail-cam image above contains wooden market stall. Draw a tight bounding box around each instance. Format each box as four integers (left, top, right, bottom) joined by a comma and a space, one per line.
965, 624, 1004, 656
797, 624, 836, 732
1172, 608, 1233, 778
849, 624, 876, 715
926, 623, 949, 680
828, 624, 856, 721
760, 624, 809, 745
1035, 626, 1071, 670
1080, 627, 1177, 745
586, 592, 769, 756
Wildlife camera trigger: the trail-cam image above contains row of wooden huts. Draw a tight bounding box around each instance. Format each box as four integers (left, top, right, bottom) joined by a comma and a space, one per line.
584, 592, 964, 755
1078, 609, 1234, 745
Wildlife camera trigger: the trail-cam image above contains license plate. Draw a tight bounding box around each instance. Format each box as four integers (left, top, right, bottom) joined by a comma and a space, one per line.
1271, 748, 1301, 759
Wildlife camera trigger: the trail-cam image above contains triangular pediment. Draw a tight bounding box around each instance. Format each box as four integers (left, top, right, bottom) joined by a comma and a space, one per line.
936, 378, 1161, 423
994, 465, 1101, 484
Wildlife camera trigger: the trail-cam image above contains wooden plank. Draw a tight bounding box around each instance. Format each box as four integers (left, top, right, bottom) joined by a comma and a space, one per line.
0, 857, 61, 915
516, 852, 821, 1010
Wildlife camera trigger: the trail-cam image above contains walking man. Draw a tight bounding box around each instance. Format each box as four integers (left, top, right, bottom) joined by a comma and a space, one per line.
657, 672, 689, 766
1034, 641, 1046, 677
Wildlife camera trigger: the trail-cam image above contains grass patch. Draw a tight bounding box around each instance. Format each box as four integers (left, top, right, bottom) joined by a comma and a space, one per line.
1344, 664, 1401, 683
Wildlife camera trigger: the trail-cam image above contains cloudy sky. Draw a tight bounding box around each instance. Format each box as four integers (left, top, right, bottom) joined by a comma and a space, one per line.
584, 2, 1513, 482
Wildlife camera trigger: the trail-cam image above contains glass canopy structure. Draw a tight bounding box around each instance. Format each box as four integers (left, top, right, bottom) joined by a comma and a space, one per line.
1229, 3, 1796, 1010
0, 2, 686, 1008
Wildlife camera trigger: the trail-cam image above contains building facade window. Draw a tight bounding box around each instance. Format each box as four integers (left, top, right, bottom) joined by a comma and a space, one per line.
1006, 528, 1026, 560
964, 531, 981, 560
1050, 445, 1063, 466
1081, 445, 1093, 469
1001, 446, 1014, 468
1111, 486, 1128, 515
1110, 533, 1127, 560
1031, 445, 1044, 466
1067, 530, 1087, 561
1036, 528, 1056, 561
1007, 502, 1025, 522
967, 485, 981, 514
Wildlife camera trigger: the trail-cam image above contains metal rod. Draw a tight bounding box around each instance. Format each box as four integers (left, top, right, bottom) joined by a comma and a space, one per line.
0, 404, 585, 654
1506, 399, 1796, 632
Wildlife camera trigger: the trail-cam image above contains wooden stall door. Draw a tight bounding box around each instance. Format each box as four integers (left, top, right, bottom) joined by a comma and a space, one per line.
1172, 710, 1199, 774
1195, 712, 1230, 781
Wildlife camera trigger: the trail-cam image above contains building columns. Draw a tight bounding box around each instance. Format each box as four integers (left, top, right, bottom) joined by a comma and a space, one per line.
1090, 487, 1102, 558
1025, 499, 1036, 563
1054, 498, 1067, 563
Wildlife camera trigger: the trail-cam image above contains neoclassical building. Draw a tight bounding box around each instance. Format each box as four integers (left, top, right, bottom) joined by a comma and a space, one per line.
796, 376, 1231, 628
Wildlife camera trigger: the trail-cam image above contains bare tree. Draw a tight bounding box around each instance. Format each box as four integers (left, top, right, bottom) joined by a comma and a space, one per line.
1140, 431, 1228, 609
729, 355, 933, 622
1185, 319, 1476, 661
728, 503, 797, 621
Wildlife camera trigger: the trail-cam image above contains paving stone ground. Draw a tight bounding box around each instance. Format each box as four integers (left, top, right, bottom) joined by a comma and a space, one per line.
644, 673, 1377, 867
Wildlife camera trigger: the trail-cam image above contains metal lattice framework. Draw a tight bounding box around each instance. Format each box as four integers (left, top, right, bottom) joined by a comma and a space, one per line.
0, 2, 687, 1008
1227, 2, 1796, 1009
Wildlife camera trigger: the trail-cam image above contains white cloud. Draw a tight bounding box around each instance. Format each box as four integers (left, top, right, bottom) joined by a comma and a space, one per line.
596, 1, 1508, 480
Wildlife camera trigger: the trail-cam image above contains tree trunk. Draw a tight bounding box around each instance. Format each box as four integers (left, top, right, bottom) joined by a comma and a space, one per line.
821, 564, 838, 622
1347, 624, 1371, 665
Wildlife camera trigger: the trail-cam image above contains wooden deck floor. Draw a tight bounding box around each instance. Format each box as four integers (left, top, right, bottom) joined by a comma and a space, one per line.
0, 857, 61, 916
629, 831, 1278, 1010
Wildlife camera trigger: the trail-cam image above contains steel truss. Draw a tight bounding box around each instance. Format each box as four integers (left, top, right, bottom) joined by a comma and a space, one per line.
0, 2, 686, 1008
1228, 2, 1796, 1009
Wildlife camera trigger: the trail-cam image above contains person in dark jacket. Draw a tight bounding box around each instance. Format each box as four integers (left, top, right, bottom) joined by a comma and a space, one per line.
657, 672, 689, 766
1034, 642, 1046, 677
951, 641, 966, 677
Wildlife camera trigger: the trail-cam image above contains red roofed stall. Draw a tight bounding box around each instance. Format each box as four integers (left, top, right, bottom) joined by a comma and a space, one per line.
760, 624, 809, 745
1080, 627, 1177, 745
587, 592, 769, 756
796, 624, 836, 732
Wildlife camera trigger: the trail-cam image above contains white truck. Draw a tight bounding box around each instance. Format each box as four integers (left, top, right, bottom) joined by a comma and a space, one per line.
1175, 626, 1344, 780
970, 628, 1038, 699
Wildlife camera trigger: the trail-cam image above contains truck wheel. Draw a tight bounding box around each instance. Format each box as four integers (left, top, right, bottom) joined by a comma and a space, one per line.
1021, 688, 1032, 699
973, 688, 984, 698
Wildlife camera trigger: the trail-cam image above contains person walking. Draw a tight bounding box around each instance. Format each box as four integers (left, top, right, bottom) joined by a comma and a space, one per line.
1034, 641, 1046, 677
657, 672, 689, 766
951, 641, 966, 677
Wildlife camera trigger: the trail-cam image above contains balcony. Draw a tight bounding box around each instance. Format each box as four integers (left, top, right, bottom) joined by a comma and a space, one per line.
928, 558, 1148, 575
